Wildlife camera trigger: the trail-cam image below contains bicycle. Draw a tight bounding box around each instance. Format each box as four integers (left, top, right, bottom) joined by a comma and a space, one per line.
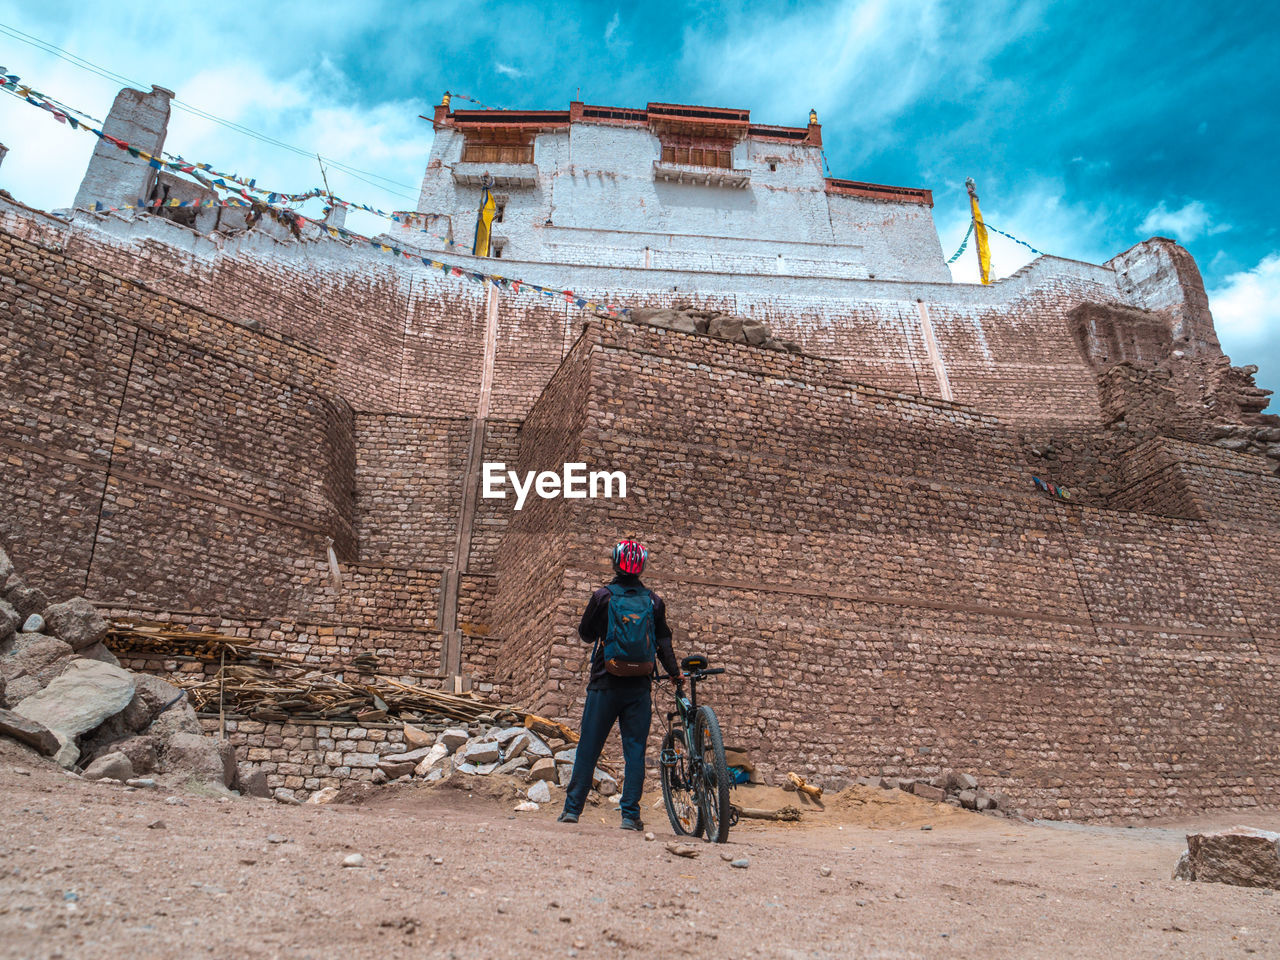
659, 655, 733, 843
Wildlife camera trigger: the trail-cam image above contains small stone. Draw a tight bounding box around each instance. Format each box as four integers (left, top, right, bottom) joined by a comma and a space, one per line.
665, 842, 699, 859
720, 852, 735, 861
342, 853, 366, 868
731, 858, 750, 869
921, 825, 933, 831
820, 866, 832, 877
463, 740, 501, 764
21, 613, 44, 633
164, 796, 187, 806
514, 801, 539, 812
432, 857, 443, 865
83, 751, 134, 783
436, 728, 469, 751
527, 779, 552, 804
528, 757, 557, 783
125, 778, 157, 789
308, 786, 340, 805
266, 834, 288, 844
402, 722, 434, 749
644, 832, 655, 841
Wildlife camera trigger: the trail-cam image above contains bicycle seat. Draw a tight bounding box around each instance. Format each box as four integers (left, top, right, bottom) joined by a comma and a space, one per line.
681, 655, 709, 672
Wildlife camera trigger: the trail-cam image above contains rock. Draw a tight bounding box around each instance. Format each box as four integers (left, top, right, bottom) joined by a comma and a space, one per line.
237, 763, 270, 798
127, 778, 157, 789
21, 613, 45, 634
596, 777, 617, 798
820, 866, 832, 877
504, 732, 532, 761
0, 707, 59, 755
645, 832, 655, 841
495, 755, 530, 776
273, 788, 301, 805
78, 642, 120, 668
475, 762, 500, 775
0, 545, 12, 592
378, 757, 416, 778
342, 853, 366, 868
0, 600, 18, 643
670, 315, 699, 335
629, 306, 666, 324
453, 761, 478, 775
0, 632, 75, 702
731, 858, 750, 869
308, 786, 340, 804
879, 777, 898, 790
491, 725, 525, 745
708, 315, 745, 341
436, 727, 469, 751
1173, 850, 1194, 881
592, 767, 617, 791
975, 793, 996, 811
911, 783, 946, 802
413, 743, 450, 776
266, 833, 289, 844
557, 763, 574, 787
13, 658, 135, 767
741, 318, 769, 346
554, 747, 577, 764
527, 779, 552, 804
162, 732, 236, 787
82, 751, 135, 782
944, 770, 979, 792
1180, 827, 1280, 889
463, 740, 501, 764
514, 801, 539, 812
523, 733, 553, 758
371, 768, 388, 784
41, 598, 107, 652
5, 579, 48, 621
781, 339, 802, 353
528, 757, 558, 782
147, 819, 165, 829
958, 789, 978, 809
665, 842, 699, 858
148, 696, 202, 740
402, 722, 434, 749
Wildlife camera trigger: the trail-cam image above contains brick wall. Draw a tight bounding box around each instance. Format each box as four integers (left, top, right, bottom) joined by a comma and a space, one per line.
495, 320, 1280, 820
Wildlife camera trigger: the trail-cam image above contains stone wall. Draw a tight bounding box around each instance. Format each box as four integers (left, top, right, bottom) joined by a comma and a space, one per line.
493, 320, 1280, 820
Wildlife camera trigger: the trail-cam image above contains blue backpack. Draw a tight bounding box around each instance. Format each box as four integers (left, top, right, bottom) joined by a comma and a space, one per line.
601, 583, 657, 676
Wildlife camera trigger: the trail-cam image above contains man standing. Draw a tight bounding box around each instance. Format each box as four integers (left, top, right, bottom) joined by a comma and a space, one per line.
559, 538, 680, 831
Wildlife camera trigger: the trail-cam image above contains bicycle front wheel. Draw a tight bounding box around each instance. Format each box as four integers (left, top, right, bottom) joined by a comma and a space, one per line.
660, 726, 703, 838
693, 706, 731, 843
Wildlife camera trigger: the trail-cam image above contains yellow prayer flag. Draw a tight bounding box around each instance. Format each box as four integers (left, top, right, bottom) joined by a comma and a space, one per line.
966, 177, 992, 285
472, 186, 496, 257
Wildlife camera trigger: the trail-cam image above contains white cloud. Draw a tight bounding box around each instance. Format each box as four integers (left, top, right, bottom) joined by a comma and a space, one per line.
1208, 253, 1280, 343
0, 19, 434, 242
494, 62, 524, 79
1138, 200, 1232, 242
605, 11, 620, 44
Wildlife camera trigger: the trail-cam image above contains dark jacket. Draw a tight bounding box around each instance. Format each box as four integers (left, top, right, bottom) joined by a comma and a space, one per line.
578, 573, 679, 691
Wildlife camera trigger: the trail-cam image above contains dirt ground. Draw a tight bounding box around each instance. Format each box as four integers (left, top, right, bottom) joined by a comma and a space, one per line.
2, 739, 1278, 960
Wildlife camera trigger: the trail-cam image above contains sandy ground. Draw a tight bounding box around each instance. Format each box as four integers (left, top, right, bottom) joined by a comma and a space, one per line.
2, 739, 1278, 960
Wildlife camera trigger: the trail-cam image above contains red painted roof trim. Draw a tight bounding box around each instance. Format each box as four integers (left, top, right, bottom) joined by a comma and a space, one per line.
825, 178, 933, 206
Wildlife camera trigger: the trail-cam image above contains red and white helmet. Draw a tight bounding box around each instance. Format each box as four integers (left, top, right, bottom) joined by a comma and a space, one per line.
612, 538, 648, 575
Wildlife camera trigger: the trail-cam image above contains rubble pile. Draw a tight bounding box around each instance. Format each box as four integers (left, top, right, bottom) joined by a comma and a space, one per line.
0, 545, 238, 791
369, 719, 617, 803
623, 305, 802, 353
856, 770, 1007, 814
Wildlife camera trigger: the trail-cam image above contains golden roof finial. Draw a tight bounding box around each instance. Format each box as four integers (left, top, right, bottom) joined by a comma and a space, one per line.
809, 108, 818, 125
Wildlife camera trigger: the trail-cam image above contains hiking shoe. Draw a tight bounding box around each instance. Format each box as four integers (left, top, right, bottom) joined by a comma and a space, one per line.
557, 811, 579, 823
620, 817, 644, 831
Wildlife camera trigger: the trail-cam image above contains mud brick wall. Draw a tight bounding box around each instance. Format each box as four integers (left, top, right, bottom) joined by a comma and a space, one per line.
0, 222, 355, 615
502, 320, 1280, 820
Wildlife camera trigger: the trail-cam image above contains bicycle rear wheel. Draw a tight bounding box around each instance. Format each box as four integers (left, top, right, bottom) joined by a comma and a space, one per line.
660, 726, 703, 837
693, 706, 731, 843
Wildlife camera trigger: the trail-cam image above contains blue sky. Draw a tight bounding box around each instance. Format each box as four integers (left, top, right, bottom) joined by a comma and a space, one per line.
1, 1, 1277, 397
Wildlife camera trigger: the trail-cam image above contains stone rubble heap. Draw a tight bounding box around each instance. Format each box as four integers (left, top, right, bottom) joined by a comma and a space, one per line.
622, 305, 802, 354
369, 720, 617, 801
855, 769, 1008, 814
0, 545, 238, 791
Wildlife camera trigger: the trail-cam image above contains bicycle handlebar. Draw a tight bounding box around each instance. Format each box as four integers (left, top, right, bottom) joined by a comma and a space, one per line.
661, 667, 726, 680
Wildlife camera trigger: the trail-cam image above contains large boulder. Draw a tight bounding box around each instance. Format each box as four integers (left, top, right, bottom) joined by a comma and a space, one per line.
108, 734, 160, 774
4, 579, 48, 621
0, 707, 60, 755
82, 750, 135, 782
12, 658, 136, 768
0, 632, 75, 703
237, 762, 271, 798
0, 599, 19, 643
1177, 827, 1280, 889
708, 315, 745, 342
148, 692, 202, 739
42, 598, 109, 652
741, 318, 770, 346
162, 732, 236, 788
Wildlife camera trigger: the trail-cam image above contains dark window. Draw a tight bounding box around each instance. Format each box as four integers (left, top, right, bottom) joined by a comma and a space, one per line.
660, 144, 732, 168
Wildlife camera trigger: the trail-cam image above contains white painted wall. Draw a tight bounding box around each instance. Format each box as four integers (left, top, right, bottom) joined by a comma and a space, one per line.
413, 118, 950, 282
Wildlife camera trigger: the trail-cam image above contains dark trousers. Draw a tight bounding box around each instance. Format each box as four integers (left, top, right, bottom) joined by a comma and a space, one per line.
563, 686, 652, 821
